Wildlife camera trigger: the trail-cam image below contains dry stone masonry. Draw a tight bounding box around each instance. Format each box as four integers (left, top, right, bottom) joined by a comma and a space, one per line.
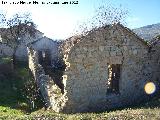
28, 23, 160, 113
28, 47, 68, 112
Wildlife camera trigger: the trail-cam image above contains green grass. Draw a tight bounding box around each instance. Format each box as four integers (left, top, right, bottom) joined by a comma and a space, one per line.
0, 66, 30, 112
0, 106, 25, 120
28, 107, 160, 120
0, 59, 160, 120
0, 104, 159, 120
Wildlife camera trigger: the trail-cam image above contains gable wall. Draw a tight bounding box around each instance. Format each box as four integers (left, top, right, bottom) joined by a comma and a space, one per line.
62, 25, 156, 113
30, 37, 60, 62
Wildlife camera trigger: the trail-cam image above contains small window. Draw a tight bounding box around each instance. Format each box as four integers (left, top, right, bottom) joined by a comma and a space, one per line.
38, 50, 51, 65
107, 64, 121, 93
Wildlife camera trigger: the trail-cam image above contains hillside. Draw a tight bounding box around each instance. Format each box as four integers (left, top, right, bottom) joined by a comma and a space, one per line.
133, 23, 160, 41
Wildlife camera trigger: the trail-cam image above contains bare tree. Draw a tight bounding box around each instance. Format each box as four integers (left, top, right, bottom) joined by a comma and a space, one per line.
75, 4, 128, 35
0, 12, 37, 64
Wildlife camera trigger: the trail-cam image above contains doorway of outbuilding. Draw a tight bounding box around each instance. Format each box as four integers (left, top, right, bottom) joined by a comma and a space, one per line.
38, 50, 51, 66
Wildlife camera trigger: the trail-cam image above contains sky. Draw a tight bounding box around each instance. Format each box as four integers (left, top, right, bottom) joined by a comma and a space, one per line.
0, 0, 160, 39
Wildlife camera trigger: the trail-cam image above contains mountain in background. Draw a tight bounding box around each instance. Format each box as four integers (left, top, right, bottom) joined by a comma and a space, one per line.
133, 23, 160, 41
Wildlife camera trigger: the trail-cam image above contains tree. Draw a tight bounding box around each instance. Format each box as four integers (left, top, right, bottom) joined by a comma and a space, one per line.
75, 4, 128, 35
0, 12, 37, 64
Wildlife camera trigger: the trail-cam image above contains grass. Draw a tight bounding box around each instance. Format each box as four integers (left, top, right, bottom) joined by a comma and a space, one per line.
0, 106, 24, 120
0, 64, 30, 112
0, 103, 159, 120
0, 57, 160, 120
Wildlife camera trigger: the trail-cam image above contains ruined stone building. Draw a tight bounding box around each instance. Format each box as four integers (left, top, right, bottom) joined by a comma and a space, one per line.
28, 23, 160, 113
28, 36, 60, 64
0, 26, 43, 61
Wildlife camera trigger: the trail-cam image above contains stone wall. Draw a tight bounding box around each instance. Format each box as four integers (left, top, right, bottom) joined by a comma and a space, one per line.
61, 24, 160, 112
29, 37, 60, 64
28, 47, 67, 112
149, 39, 160, 88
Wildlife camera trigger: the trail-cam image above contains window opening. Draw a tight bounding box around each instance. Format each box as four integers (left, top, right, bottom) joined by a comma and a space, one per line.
107, 64, 121, 93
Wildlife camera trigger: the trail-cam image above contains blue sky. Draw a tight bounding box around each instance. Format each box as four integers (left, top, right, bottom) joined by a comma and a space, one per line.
0, 0, 160, 39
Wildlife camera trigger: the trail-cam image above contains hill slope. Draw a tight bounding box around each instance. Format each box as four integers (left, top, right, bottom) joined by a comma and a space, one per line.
133, 23, 160, 41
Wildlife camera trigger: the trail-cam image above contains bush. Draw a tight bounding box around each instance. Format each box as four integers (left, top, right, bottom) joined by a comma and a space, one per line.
22, 71, 44, 111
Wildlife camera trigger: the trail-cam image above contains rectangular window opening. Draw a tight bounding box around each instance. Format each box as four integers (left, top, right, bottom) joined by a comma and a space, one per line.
38, 50, 51, 65
107, 64, 121, 93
